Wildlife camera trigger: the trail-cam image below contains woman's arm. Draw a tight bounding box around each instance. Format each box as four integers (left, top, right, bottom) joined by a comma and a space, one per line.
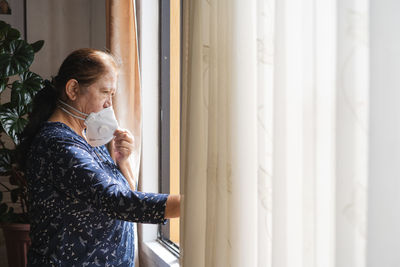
52, 138, 169, 224
110, 129, 181, 219
165, 195, 180, 218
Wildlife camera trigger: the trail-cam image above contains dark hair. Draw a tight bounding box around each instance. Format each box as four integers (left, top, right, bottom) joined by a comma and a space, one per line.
17, 48, 117, 169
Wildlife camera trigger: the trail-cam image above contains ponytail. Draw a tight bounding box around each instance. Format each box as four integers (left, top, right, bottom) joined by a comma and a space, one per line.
17, 79, 60, 170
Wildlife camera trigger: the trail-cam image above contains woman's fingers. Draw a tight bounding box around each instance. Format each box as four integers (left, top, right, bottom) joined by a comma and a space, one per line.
114, 129, 134, 144
115, 145, 133, 154
112, 129, 135, 163
114, 139, 132, 147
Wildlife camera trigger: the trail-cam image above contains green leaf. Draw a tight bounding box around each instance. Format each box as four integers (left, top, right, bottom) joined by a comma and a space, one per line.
20, 71, 44, 94
31, 40, 44, 53
0, 40, 34, 77
0, 148, 12, 175
0, 21, 11, 41
0, 101, 16, 110
6, 28, 20, 41
0, 21, 21, 47
11, 80, 32, 107
0, 106, 28, 144
0, 77, 8, 94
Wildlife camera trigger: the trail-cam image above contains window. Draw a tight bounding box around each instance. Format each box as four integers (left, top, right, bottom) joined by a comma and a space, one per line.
159, 0, 181, 256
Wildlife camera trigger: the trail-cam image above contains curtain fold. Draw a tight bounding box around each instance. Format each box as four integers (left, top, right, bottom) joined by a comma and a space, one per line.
106, 0, 141, 266
106, 0, 142, 184
181, 0, 368, 266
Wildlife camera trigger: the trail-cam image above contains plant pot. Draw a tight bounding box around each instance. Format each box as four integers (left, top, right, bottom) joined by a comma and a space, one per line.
0, 223, 30, 267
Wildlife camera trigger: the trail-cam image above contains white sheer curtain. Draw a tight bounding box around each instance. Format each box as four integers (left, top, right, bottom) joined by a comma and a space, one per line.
181, 0, 369, 267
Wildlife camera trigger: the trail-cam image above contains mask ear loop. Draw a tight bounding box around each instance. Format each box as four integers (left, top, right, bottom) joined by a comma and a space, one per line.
58, 100, 88, 121
58, 106, 86, 121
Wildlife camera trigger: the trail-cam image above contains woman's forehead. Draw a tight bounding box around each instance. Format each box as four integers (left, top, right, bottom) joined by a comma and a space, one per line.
97, 70, 117, 85
86, 75, 117, 93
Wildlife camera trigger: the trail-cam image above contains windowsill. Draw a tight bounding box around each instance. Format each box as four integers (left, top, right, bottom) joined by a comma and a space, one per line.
140, 240, 180, 267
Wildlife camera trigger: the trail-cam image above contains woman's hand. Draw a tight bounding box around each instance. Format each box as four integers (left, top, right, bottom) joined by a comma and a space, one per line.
109, 129, 136, 190
111, 129, 134, 165
165, 195, 181, 218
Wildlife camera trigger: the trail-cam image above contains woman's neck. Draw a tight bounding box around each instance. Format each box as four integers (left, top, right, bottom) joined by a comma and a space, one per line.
48, 108, 87, 139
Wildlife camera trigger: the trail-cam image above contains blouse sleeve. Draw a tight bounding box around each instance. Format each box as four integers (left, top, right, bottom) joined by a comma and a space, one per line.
49, 137, 168, 224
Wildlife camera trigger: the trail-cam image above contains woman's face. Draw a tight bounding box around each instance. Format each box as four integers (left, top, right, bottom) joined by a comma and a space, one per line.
76, 68, 117, 115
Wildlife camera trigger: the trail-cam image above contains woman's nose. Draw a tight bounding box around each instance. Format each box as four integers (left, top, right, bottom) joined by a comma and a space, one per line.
104, 97, 112, 108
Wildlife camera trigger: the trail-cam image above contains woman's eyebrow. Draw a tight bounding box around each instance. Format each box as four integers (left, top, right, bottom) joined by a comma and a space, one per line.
100, 87, 116, 91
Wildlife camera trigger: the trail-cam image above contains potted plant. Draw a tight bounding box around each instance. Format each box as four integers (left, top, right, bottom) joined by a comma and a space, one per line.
0, 20, 44, 267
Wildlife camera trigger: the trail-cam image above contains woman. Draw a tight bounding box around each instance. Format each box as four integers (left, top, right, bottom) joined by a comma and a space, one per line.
17, 48, 180, 266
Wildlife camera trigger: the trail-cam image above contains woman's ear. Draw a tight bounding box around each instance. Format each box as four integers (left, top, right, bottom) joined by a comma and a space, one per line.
65, 79, 79, 101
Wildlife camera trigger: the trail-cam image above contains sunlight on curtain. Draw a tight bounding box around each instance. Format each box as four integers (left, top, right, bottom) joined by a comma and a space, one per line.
181, 0, 369, 266
106, 0, 142, 185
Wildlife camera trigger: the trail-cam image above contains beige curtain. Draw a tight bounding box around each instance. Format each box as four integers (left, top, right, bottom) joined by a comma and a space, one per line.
106, 0, 141, 266
181, 0, 369, 266
106, 0, 142, 183
181, 1, 259, 266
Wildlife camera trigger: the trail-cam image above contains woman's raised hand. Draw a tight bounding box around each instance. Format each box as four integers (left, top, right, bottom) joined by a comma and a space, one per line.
111, 129, 135, 165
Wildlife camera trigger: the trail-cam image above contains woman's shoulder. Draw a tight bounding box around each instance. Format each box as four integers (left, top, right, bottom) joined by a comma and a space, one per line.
34, 121, 89, 150
37, 121, 77, 140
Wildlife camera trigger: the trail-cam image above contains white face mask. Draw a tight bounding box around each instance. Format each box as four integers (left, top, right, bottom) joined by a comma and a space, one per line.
58, 100, 119, 147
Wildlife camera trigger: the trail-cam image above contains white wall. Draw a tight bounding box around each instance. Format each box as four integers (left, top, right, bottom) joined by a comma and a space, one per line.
0, 1, 106, 265
27, 0, 106, 80
137, 0, 161, 265
367, 0, 400, 266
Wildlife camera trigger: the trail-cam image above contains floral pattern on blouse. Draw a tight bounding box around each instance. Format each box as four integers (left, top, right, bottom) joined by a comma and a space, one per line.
26, 122, 168, 267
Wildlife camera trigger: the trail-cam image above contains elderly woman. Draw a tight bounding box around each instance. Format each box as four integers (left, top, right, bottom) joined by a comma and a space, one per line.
17, 48, 180, 266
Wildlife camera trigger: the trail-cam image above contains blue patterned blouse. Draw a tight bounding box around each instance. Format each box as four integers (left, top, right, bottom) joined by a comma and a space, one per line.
26, 122, 168, 266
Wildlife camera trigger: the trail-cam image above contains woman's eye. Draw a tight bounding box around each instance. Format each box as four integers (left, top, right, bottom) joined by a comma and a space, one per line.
102, 90, 115, 97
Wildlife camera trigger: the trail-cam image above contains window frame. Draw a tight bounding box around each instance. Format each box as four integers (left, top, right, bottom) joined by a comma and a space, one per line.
159, 0, 171, 240
158, 0, 181, 256
137, 0, 181, 265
